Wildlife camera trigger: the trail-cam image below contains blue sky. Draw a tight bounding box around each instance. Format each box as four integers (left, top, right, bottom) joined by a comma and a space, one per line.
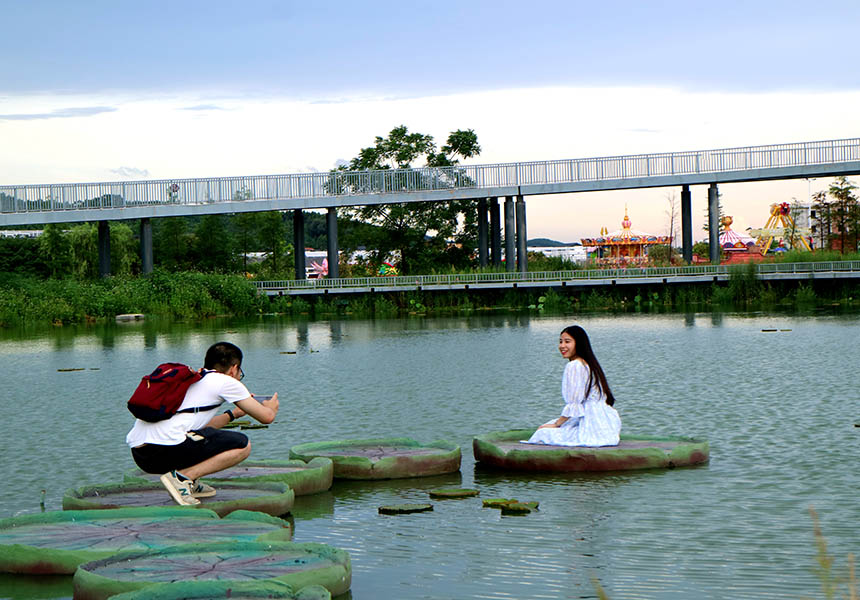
2, 1, 860, 240
5, 1, 860, 97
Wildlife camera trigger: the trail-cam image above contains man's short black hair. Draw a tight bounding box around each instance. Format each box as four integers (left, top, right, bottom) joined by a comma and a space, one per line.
204, 342, 243, 372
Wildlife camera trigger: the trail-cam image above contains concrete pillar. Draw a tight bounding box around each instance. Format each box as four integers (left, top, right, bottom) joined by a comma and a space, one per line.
98, 220, 111, 278
489, 197, 501, 266
293, 209, 306, 280
681, 185, 692, 264
326, 207, 339, 279
515, 195, 527, 273
477, 197, 488, 267
708, 183, 720, 264
504, 196, 515, 272
140, 218, 153, 274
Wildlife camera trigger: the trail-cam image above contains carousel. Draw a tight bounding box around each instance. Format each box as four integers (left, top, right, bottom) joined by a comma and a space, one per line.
719, 216, 761, 257
581, 208, 671, 266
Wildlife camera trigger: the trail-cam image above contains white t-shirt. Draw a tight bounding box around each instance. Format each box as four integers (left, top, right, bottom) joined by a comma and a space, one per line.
126, 371, 250, 447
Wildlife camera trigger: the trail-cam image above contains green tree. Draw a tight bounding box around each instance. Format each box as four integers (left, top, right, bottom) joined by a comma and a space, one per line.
234, 212, 260, 272
110, 222, 140, 275
155, 217, 193, 270
257, 211, 292, 278
335, 125, 482, 274
194, 214, 235, 271
828, 176, 859, 254
38, 224, 71, 278
67, 223, 98, 278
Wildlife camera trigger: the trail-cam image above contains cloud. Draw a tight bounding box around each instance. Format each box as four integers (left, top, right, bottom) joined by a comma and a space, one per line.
110, 166, 150, 179
180, 104, 227, 111
0, 106, 117, 121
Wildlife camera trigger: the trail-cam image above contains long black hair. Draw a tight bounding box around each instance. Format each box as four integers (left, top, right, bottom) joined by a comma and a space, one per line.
562, 325, 616, 407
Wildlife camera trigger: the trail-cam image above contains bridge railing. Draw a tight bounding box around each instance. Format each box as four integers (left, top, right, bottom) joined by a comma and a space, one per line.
3, 138, 860, 214
253, 261, 860, 292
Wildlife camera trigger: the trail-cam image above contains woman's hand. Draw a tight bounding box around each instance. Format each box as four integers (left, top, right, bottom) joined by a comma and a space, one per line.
537, 423, 558, 429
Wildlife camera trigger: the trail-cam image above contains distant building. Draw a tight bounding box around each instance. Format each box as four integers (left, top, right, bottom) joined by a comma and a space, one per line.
0, 229, 43, 238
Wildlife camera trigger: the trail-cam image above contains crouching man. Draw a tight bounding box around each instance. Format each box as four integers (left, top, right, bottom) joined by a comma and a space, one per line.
126, 341, 279, 505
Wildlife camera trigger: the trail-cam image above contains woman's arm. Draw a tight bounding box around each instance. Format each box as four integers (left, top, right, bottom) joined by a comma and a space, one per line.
537, 416, 570, 429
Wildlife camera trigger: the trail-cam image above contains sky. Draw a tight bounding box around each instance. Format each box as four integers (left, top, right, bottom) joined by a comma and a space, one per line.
2, 0, 860, 243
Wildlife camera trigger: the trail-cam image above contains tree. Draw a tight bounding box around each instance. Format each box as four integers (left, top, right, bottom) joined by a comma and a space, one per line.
109, 222, 140, 275
664, 192, 678, 247
155, 217, 193, 270
828, 176, 859, 253
67, 223, 98, 278
39, 224, 71, 278
335, 125, 482, 274
257, 211, 292, 278
194, 214, 235, 272
810, 177, 859, 252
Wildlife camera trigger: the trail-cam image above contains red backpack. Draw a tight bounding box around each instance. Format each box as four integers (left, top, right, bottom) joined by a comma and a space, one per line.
127, 363, 217, 422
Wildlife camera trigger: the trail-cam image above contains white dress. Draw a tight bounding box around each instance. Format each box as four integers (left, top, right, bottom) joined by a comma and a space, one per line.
527, 359, 621, 447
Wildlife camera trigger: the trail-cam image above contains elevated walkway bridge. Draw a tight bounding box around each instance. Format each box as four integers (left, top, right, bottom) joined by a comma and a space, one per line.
254, 260, 860, 296
3, 137, 860, 276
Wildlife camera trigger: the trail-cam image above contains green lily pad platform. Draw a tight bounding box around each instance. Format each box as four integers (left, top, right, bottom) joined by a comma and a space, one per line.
108, 580, 331, 600
124, 458, 333, 496
378, 503, 434, 515
0, 507, 291, 575
73, 541, 351, 600
428, 488, 479, 499
289, 438, 461, 480
63, 481, 295, 518
473, 430, 709, 472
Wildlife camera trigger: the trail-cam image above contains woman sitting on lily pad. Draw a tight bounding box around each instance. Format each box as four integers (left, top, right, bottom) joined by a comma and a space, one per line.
526, 325, 621, 447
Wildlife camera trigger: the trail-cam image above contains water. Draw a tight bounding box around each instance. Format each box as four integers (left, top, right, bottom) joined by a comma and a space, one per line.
1, 312, 858, 599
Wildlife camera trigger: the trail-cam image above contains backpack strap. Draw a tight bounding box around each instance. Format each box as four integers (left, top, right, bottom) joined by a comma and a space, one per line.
175, 403, 221, 414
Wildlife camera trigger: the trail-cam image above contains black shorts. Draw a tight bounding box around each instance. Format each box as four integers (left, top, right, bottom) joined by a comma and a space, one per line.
131, 427, 249, 475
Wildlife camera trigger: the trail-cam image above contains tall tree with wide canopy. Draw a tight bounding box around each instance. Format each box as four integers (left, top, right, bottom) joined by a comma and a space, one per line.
332, 125, 481, 274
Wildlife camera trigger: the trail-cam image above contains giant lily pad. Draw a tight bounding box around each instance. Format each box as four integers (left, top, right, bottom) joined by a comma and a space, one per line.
63, 481, 294, 518
289, 438, 460, 480
124, 458, 333, 496
473, 430, 709, 472
0, 508, 291, 575
108, 580, 331, 600
73, 541, 351, 600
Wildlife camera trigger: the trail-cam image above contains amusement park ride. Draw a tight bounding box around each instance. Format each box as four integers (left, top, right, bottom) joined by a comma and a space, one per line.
748, 202, 812, 253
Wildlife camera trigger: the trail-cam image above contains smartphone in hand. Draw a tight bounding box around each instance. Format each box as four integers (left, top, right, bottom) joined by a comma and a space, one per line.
253, 394, 274, 403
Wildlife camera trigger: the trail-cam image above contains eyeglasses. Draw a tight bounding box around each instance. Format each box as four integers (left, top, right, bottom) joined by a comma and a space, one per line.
238, 367, 245, 381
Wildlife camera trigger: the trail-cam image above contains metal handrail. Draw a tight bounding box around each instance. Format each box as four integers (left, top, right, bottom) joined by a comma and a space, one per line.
2, 138, 859, 214
253, 261, 860, 292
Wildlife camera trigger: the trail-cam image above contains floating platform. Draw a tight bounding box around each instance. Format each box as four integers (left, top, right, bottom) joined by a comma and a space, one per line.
0, 507, 291, 575
289, 438, 461, 480
108, 580, 331, 600
63, 481, 295, 518
473, 430, 709, 472
124, 458, 333, 496
72, 541, 351, 600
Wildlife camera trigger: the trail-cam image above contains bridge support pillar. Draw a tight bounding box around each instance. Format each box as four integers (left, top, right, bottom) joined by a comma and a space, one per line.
504, 196, 515, 272
681, 185, 692, 263
140, 218, 153, 274
708, 183, 720, 264
489, 197, 501, 266
326, 207, 339, 279
477, 198, 488, 267
293, 209, 306, 280
515, 195, 528, 273
98, 221, 111, 278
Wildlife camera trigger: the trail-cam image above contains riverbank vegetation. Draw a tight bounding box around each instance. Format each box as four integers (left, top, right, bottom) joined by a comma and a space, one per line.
2, 266, 859, 327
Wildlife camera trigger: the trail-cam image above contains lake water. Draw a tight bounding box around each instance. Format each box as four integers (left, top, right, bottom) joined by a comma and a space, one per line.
1, 311, 858, 599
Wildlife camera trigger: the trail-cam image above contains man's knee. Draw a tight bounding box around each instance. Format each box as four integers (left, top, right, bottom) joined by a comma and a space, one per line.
239, 440, 251, 459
